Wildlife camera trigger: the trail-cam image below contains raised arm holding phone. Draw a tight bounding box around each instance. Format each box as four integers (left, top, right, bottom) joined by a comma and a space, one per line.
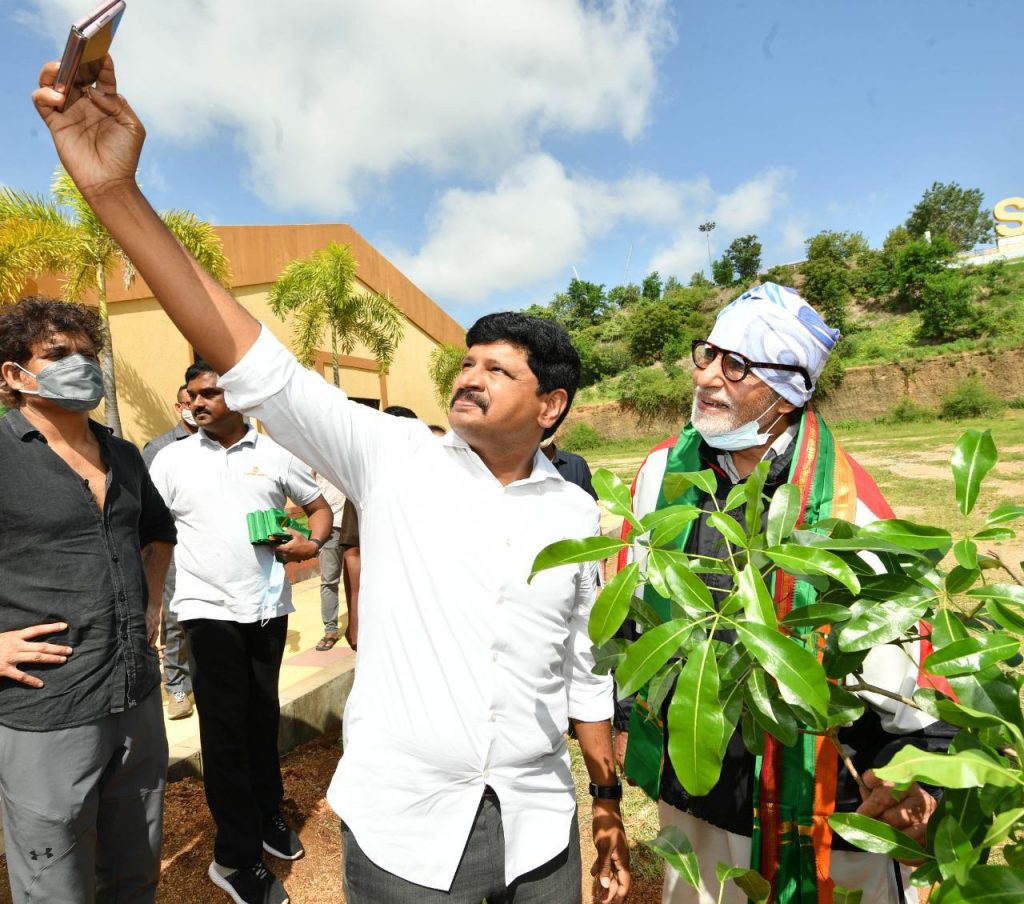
34, 55, 630, 904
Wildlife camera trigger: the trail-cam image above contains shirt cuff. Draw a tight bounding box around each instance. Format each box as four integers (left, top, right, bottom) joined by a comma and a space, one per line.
219, 325, 297, 414
568, 676, 614, 723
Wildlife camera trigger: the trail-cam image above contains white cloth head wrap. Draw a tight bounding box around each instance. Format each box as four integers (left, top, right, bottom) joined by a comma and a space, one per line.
706, 282, 840, 406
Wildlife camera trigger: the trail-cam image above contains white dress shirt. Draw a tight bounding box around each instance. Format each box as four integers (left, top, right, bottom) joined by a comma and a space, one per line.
149, 425, 320, 623
218, 326, 613, 890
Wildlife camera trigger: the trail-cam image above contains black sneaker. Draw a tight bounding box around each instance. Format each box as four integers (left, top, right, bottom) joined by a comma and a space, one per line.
263, 813, 305, 860
207, 861, 288, 904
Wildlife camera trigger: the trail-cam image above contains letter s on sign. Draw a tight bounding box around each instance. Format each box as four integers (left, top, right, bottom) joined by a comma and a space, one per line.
994, 197, 1024, 238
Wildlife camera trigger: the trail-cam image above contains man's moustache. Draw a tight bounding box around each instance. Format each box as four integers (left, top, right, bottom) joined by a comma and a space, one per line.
450, 389, 489, 412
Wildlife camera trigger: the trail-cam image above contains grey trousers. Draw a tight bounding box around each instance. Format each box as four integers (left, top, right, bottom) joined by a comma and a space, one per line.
0, 689, 167, 904
318, 526, 342, 632
341, 791, 582, 903
160, 561, 191, 694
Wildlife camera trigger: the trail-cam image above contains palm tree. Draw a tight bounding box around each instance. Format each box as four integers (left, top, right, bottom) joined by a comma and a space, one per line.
428, 343, 466, 411
268, 242, 404, 387
0, 169, 231, 437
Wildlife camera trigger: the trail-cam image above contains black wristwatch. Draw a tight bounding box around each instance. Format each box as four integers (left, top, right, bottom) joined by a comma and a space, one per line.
310, 537, 326, 551
589, 782, 623, 800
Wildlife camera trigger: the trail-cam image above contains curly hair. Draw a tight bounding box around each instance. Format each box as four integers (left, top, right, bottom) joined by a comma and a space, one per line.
0, 297, 103, 408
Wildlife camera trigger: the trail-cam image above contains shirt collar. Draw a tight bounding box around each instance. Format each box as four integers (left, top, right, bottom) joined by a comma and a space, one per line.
3, 408, 112, 444
198, 423, 258, 451
444, 430, 564, 486
716, 422, 799, 484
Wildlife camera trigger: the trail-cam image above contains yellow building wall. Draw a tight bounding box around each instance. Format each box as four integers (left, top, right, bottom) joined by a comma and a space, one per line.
107, 298, 194, 446
107, 279, 453, 447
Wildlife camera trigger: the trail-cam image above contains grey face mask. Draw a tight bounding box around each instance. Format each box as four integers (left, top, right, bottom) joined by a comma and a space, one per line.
15, 354, 106, 412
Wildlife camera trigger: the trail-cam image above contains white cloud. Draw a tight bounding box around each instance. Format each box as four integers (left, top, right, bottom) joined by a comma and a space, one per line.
648, 168, 793, 278
27, 0, 671, 214
393, 153, 687, 303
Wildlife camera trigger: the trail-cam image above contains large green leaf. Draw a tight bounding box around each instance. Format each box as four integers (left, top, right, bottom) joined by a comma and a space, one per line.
832, 887, 864, 904
874, 746, 1023, 790
590, 639, 628, 675
980, 807, 1024, 849
974, 527, 1016, 541
736, 564, 777, 627
735, 622, 829, 718
828, 812, 929, 861
593, 469, 641, 530
763, 544, 861, 594
708, 512, 749, 548
640, 505, 702, 547
934, 813, 978, 883
660, 557, 717, 613
954, 538, 979, 571
616, 619, 693, 697
588, 563, 640, 646
924, 633, 1021, 677
743, 668, 798, 746
715, 864, 770, 904
986, 599, 1024, 634
667, 639, 726, 795
931, 865, 1024, 904
945, 566, 981, 595
859, 519, 952, 551
951, 429, 997, 517
529, 536, 626, 581
838, 593, 931, 652
663, 469, 718, 502
966, 584, 1024, 608
780, 602, 853, 629
826, 683, 865, 727
766, 483, 802, 547
743, 460, 770, 535
987, 504, 1024, 527
948, 675, 1024, 733
914, 689, 1021, 739
646, 661, 682, 714
644, 826, 701, 890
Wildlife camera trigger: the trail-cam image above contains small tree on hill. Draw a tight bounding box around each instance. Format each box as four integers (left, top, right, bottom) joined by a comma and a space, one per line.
906, 181, 993, 251
724, 235, 762, 283
712, 256, 734, 287
642, 271, 663, 300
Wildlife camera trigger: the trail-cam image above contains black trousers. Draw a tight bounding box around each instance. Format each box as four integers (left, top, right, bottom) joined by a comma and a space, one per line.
183, 615, 288, 868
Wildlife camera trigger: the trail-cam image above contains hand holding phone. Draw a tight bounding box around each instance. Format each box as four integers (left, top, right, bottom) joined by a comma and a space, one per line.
54, 1, 127, 110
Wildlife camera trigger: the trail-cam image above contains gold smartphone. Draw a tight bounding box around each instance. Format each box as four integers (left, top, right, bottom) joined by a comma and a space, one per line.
54, 1, 127, 109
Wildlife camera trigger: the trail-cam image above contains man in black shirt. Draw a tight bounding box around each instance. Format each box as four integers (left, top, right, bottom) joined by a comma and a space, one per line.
0, 297, 176, 904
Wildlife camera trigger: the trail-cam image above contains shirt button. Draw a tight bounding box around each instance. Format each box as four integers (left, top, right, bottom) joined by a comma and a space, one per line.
489, 711, 497, 722
118, 591, 127, 602
111, 553, 119, 562
496, 597, 504, 606
482, 769, 491, 779
492, 652, 498, 663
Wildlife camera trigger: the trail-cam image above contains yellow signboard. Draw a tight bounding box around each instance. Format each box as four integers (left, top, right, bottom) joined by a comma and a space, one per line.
994, 197, 1024, 238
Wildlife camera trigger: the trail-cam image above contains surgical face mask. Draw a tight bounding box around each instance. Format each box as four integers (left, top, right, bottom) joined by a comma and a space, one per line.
695, 396, 785, 452
181, 407, 197, 427
14, 354, 105, 412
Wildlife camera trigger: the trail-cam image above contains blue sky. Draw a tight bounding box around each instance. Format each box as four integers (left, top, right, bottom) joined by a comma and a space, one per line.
2, 0, 1021, 327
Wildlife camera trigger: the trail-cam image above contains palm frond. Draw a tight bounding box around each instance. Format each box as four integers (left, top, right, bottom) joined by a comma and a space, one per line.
51, 169, 107, 238
160, 209, 231, 286
291, 301, 330, 368
268, 258, 324, 319
350, 292, 405, 372
428, 343, 467, 411
0, 187, 71, 229
0, 218, 82, 302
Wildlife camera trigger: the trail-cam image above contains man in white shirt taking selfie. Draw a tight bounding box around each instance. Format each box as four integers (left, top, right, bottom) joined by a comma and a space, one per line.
33, 56, 630, 904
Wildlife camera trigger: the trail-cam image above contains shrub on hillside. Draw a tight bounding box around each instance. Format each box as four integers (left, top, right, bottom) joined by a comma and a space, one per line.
617, 366, 693, 424
939, 377, 1005, 420
1008, 396, 1024, 410
560, 422, 602, 452
917, 271, 976, 341
879, 395, 937, 424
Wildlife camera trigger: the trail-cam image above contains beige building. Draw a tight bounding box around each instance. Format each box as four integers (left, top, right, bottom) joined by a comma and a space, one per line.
24, 224, 465, 447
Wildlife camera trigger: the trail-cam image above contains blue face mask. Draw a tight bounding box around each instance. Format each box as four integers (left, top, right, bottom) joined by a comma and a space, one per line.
696, 396, 785, 452
15, 354, 106, 412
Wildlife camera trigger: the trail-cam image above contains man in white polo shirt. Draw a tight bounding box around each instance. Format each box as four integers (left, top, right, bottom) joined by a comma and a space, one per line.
150, 360, 333, 904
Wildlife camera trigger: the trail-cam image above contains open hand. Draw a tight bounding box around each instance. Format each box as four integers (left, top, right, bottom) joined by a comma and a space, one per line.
33, 55, 145, 205
0, 623, 73, 689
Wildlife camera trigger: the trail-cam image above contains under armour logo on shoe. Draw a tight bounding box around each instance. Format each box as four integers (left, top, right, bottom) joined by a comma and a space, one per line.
29, 848, 54, 861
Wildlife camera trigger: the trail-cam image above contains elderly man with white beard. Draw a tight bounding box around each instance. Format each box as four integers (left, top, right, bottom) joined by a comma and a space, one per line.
613, 284, 955, 904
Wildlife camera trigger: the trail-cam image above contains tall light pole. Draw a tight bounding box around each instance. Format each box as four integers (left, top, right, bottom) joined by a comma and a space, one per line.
699, 221, 716, 277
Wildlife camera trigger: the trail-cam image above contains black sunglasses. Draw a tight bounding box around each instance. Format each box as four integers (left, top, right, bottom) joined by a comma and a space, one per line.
691, 340, 812, 391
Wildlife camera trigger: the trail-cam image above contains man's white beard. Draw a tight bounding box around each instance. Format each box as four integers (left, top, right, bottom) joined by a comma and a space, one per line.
690, 393, 742, 437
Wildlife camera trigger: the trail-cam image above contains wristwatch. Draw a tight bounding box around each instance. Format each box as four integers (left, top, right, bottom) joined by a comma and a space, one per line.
310, 537, 326, 551
589, 782, 623, 800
